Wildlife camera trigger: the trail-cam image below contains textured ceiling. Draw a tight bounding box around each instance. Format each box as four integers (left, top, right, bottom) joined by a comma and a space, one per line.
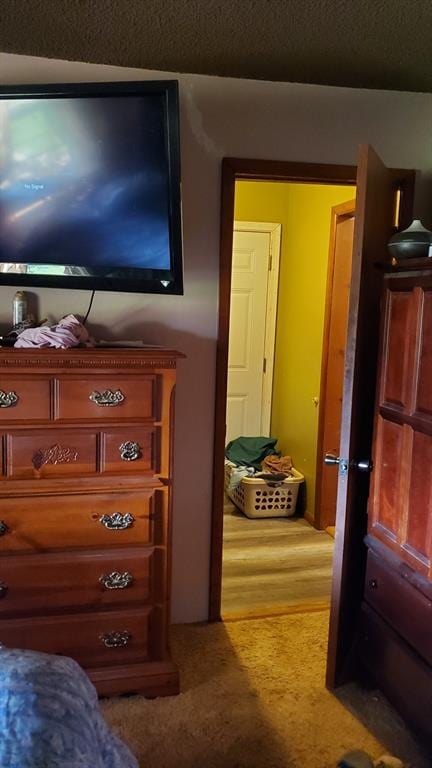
1, 0, 432, 92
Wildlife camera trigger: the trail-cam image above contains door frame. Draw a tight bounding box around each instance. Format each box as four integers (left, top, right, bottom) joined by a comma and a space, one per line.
210, 156, 414, 693
210, 159, 358, 623
230, 220, 281, 437
314, 199, 356, 531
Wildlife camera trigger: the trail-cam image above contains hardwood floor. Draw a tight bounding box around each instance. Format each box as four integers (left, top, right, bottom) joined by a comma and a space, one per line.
221, 502, 334, 619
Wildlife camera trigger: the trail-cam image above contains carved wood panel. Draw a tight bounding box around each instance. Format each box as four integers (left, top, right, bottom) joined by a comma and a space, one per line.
380, 290, 415, 410
414, 289, 432, 418
369, 280, 432, 577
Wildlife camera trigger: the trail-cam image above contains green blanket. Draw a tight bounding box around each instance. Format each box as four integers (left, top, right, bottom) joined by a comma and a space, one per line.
225, 436, 279, 470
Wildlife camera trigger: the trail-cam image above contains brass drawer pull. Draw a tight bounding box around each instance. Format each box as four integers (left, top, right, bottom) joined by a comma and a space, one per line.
119, 441, 141, 462
0, 521, 9, 537
0, 582, 8, 598
99, 571, 133, 590
0, 390, 18, 408
89, 389, 125, 407
99, 512, 135, 530
99, 630, 131, 648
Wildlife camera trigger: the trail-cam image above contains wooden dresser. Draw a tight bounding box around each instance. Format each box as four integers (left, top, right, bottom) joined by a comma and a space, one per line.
0, 347, 182, 697
359, 259, 432, 741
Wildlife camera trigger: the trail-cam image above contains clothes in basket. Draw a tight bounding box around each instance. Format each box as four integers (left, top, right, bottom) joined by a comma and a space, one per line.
225, 436, 280, 470
225, 463, 304, 518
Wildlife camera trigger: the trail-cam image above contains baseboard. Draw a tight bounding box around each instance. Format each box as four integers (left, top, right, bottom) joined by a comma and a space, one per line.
304, 510, 315, 527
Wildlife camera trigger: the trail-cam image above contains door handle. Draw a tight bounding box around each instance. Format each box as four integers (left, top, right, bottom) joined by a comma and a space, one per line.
324, 453, 340, 466
353, 459, 373, 472
324, 453, 373, 473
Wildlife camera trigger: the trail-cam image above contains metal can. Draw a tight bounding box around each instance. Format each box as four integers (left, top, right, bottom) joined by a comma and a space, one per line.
12, 291, 28, 327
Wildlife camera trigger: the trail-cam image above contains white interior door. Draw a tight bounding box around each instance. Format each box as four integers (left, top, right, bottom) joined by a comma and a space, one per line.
226, 223, 280, 445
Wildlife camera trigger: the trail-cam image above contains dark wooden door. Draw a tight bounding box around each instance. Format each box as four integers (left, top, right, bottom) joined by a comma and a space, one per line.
326, 145, 414, 688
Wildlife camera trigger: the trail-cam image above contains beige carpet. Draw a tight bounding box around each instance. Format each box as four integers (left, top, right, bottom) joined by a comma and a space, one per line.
102, 611, 428, 768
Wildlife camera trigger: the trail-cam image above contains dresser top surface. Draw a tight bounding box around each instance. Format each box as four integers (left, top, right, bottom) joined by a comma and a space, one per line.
0, 346, 185, 371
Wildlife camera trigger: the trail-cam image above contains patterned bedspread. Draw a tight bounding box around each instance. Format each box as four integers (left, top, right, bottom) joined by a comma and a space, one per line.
0, 648, 139, 768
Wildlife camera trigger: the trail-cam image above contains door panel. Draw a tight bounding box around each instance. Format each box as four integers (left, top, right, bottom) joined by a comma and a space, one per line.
373, 416, 405, 537
226, 229, 271, 444
381, 291, 414, 409
326, 146, 413, 688
408, 430, 432, 564
414, 289, 432, 417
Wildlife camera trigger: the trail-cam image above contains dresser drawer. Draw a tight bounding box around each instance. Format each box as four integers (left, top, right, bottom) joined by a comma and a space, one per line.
365, 548, 432, 666
5, 429, 97, 479
4, 426, 161, 479
0, 547, 162, 616
0, 490, 161, 552
57, 376, 158, 421
0, 607, 152, 668
102, 426, 160, 475
0, 378, 51, 422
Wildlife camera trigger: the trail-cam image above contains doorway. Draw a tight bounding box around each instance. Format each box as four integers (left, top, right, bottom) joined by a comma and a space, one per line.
222, 179, 355, 619
210, 152, 414, 693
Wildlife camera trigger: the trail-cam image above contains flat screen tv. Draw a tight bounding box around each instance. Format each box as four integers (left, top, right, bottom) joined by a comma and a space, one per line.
0, 80, 183, 294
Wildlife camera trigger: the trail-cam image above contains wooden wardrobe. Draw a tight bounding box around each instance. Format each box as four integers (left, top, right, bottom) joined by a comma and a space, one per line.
359, 258, 432, 742
0, 347, 182, 697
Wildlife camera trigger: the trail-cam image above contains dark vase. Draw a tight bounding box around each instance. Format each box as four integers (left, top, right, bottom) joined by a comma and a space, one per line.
388, 219, 432, 260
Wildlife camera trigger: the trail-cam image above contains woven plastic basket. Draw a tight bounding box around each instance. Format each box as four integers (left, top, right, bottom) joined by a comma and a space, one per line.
225, 464, 304, 518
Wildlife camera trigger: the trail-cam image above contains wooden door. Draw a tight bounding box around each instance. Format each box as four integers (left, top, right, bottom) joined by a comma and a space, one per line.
316, 200, 355, 531
226, 226, 276, 443
326, 146, 414, 688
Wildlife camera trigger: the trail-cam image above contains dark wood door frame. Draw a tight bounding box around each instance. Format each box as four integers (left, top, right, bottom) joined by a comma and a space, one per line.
210, 159, 358, 623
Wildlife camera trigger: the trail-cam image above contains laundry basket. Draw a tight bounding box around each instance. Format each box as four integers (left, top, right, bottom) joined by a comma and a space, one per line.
225, 465, 304, 518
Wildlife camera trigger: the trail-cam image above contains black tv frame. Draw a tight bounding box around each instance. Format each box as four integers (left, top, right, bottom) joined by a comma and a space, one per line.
0, 80, 183, 295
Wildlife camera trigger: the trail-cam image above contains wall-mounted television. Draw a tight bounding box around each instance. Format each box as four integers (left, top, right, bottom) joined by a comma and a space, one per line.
0, 80, 183, 294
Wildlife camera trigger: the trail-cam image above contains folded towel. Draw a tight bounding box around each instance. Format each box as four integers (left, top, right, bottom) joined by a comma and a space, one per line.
261, 454, 293, 475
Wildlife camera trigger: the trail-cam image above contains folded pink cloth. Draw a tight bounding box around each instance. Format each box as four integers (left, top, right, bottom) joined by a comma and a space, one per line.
14, 314, 91, 349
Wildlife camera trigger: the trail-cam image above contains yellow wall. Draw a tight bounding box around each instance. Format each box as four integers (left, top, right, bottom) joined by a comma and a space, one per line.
234, 181, 354, 520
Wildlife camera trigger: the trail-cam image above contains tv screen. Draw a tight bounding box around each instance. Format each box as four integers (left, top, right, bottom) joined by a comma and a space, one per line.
0, 80, 183, 294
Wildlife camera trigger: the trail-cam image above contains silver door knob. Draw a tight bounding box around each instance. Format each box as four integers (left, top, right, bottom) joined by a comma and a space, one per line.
353, 459, 373, 472
324, 454, 372, 472
324, 453, 340, 465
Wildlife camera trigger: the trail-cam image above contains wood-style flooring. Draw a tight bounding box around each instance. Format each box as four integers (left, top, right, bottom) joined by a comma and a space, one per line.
221, 502, 334, 619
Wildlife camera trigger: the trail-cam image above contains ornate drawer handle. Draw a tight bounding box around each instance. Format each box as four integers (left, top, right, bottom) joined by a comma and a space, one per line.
119, 441, 142, 462
89, 389, 125, 407
0, 390, 18, 408
0, 582, 8, 598
99, 571, 133, 590
99, 512, 135, 530
99, 630, 131, 648
0, 521, 9, 537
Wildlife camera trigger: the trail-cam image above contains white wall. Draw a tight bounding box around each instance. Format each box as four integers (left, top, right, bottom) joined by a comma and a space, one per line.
1, 52, 432, 622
